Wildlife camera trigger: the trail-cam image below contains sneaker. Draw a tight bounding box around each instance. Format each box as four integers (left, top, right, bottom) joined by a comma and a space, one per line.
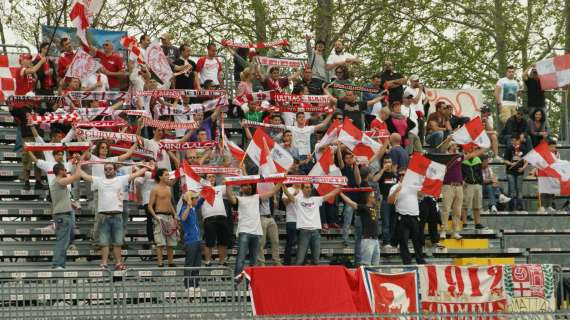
434, 242, 446, 249
204, 261, 212, 267
439, 231, 447, 240
493, 155, 503, 162
114, 263, 128, 271
490, 205, 498, 213
498, 194, 511, 204
452, 232, 463, 240
547, 207, 556, 213
53, 266, 65, 270
475, 224, 487, 230
538, 206, 546, 212
99, 264, 109, 270
23, 181, 31, 191
382, 244, 394, 251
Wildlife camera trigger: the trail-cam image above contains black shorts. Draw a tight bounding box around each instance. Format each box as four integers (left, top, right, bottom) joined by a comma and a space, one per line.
204, 215, 230, 247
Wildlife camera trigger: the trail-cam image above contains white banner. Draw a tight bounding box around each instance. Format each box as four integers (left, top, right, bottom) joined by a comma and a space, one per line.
65, 48, 100, 81
425, 88, 484, 119
145, 42, 173, 85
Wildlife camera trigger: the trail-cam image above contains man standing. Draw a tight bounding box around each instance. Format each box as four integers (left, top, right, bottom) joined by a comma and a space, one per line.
305, 35, 328, 85
196, 43, 223, 87
51, 162, 82, 269
285, 112, 332, 173
326, 40, 360, 81
80, 163, 148, 270
387, 182, 426, 265
461, 146, 488, 230
372, 157, 398, 249
95, 40, 127, 91
160, 33, 180, 68
282, 183, 302, 265
282, 184, 340, 265
57, 37, 75, 78
202, 174, 230, 266
523, 65, 545, 114
380, 60, 406, 104
148, 168, 179, 267
226, 183, 282, 276
494, 65, 519, 125
174, 44, 200, 90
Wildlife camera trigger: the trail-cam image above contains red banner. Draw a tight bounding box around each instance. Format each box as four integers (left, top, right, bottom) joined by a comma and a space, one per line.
361, 268, 419, 315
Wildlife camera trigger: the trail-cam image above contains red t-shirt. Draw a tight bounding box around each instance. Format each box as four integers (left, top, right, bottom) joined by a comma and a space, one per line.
370, 119, 389, 143
95, 50, 124, 89
57, 51, 76, 78
15, 68, 36, 95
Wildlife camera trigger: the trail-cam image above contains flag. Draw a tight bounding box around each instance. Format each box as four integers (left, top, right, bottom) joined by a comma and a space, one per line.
314, 119, 340, 159
121, 36, 145, 65
223, 132, 246, 162
535, 53, 570, 90
245, 128, 294, 172
145, 41, 173, 85
308, 147, 342, 204
402, 152, 447, 197
338, 118, 381, 160
241, 266, 371, 316
361, 268, 419, 314
65, 48, 100, 81
182, 161, 215, 205
537, 160, 570, 195
451, 116, 490, 148
523, 140, 557, 169
69, 0, 103, 47
0, 54, 18, 103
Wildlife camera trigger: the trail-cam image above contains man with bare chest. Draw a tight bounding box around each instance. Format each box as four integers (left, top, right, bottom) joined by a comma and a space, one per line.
148, 168, 179, 267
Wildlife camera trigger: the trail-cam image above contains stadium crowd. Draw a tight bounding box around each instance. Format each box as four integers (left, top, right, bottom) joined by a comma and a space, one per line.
6, 32, 556, 282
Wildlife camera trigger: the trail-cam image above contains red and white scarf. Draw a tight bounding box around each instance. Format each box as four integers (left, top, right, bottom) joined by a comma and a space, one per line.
27, 111, 80, 125
109, 144, 154, 159
329, 83, 380, 94
154, 97, 225, 116
135, 89, 183, 99
183, 89, 227, 97
221, 39, 289, 49
7, 95, 64, 107
158, 140, 217, 151
241, 120, 286, 130
224, 174, 287, 186
284, 175, 348, 185
264, 104, 334, 113
142, 117, 198, 130
189, 166, 241, 176
69, 91, 129, 101
121, 36, 145, 65
24, 142, 90, 152
271, 92, 329, 105
74, 119, 127, 128
80, 160, 154, 170
232, 91, 272, 107
75, 127, 142, 144
256, 56, 304, 68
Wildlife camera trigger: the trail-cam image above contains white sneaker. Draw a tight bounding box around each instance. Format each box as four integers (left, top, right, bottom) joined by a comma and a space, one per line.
547, 207, 556, 213
493, 155, 504, 162
439, 231, 447, 240
490, 205, 498, 213
537, 207, 546, 212
498, 194, 511, 204
452, 232, 463, 240
382, 244, 393, 250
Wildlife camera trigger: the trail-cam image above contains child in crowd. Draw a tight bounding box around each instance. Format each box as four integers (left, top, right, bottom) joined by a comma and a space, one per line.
503, 134, 529, 212
481, 154, 511, 213
179, 191, 205, 292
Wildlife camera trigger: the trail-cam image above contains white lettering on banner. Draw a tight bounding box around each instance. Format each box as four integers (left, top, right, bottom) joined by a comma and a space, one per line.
425, 88, 484, 119
65, 49, 101, 81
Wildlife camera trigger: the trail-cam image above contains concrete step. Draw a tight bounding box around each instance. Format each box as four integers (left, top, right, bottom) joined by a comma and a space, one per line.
480, 212, 570, 230
503, 233, 570, 250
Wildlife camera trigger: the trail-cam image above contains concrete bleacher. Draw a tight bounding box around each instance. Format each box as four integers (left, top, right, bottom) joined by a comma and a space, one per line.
0, 107, 568, 273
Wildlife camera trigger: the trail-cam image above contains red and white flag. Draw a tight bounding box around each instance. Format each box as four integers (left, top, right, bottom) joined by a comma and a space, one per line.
182, 161, 215, 205
402, 152, 447, 197
308, 147, 342, 204
69, 0, 103, 47
361, 268, 419, 314
121, 36, 145, 65
338, 118, 381, 160
223, 132, 246, 162
65, 48, 100, 81
451, 116, 490, 148
523, 140, 557, 169
245, 128, 294, 173
314, 119, 340, 160
537, 160, 570, 195
145, 42, 173, 85
0, 54, 19, 103
535, 53, 570, 90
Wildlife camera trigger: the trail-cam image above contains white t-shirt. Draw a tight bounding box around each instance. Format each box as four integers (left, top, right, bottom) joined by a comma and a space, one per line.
92, 175, 130, 213
82, 73, 110, 92
143, 138, 172, 171
389, 183, 419, 216
326, 51, 356, 80
116, 165, 133, 193
401, 103, 420, 135
295, 194, 323, 230
286, 125, 315, 156
90, 155, 119, 178
202, 185, 227, 219
135, 172, 155, 205
236, 195, 263, 235
496, 77, 519, 106
282, 187, 300, 223
199, 58, 221, 85
404, 86, 426, 114
174, 110, 194, 138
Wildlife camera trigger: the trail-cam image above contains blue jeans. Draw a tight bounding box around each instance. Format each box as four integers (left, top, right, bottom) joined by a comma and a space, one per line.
183, 242, 202, 288
426, 131, 444, 147
52, 212, 74, 268
360, 238, 380, 266
296, 229, 320, 265
284, 222, 297, 265
483, 184, 501, 207
98, 214, 124, 246
342, 204, 354, 244
234, 233, 260, 276
380, 200, 394, 245
507, 174, 524, 210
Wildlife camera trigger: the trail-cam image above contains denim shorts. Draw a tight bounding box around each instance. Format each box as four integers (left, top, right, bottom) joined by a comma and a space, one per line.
98, 214, 124, 246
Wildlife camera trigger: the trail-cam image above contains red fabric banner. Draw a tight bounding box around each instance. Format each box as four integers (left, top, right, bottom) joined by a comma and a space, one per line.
242, 266, 371, 316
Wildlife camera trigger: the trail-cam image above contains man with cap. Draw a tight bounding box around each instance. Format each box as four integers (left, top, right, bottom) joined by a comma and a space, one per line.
160, 33, 180, 68
94, 40, 128, 91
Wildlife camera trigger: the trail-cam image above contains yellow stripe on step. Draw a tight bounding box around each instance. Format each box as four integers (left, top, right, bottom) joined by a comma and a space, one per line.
454, 257, 516, 266
441, 238, 489, 249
